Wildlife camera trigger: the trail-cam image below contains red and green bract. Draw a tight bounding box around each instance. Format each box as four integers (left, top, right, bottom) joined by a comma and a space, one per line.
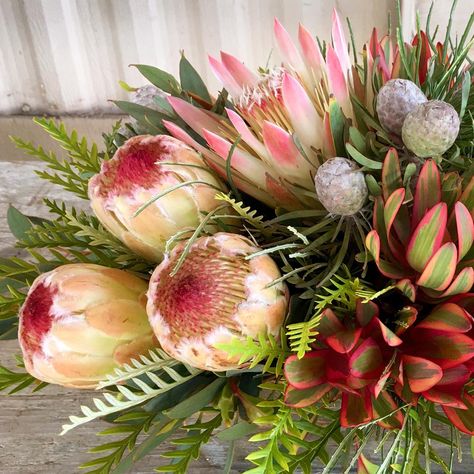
366, 149, 474, 302
284, 297, 474, 434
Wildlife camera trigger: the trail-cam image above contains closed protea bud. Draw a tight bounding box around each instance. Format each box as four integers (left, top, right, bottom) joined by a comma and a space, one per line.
314, 157, 368, 215
402, 100, 460, 157
89, 135, 227, 261
376, 79, 427, 135
146, 233, 289, 371
19, 264, 156, 388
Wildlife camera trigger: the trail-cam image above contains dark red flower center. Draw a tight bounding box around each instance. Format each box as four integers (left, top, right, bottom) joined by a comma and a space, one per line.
97, 138, 173, 198
20, 282, 56, 357
154, 243, 251, 341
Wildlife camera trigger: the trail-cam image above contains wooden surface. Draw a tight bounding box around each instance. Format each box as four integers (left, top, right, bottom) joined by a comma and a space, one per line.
1, 118, 474, 473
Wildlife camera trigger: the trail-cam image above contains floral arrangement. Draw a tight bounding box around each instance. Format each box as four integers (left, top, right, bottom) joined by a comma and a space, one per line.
1, 2, 474, 473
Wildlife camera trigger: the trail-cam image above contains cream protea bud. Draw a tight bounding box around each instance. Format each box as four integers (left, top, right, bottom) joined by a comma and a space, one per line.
88, 135, 226, 261
18, 264, 156, 388
146, 233, 289, 371
402, 100, 460, 157
376, 79, 427, 135
315, 157, 368, 215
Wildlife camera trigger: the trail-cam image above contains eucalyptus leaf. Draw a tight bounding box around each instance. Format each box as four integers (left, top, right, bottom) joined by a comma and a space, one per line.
179, 54, 212, 102
7, 205, 48, 240
131, 64, 181, 94
217, 421, 259, 441
165, 377, 226, 419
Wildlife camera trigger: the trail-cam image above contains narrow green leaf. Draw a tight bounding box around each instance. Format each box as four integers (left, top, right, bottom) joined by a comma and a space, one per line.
179, 54, 212, 102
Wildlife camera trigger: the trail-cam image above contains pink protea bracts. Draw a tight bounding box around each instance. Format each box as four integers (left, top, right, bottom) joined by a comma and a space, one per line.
146, 232, 289, 371
19, 264, 157, 388
88, 134, 227, 261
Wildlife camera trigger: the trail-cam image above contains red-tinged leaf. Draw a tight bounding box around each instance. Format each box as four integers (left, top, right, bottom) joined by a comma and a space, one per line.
373, 391, 404, 429
384, 188, 407, 260
318, 308, 345, 337
284, 351, 328, 389
406, 202, 448, 273
438, 364, 471, 386
455, 202, 474, 261
450, 293, 474, 314
366, 230, 407, 278
402, 355, 443, 393
406, 330, 474, 369
412, 31, 432, 84
423, 386, 467, 408
326, 328, 362, 354
440, 267, 474, 298
350, 338, 383, 379
395, 279, 416, 302
460, 176, 474, 216
341, 389, 373, 427
357, 454, 379, 474
416, 303, 472, 333
373, 196, 390, 255
356, 300, 378, 327
284, 383, 331, 408
412, 160, 441, 229
376, 319, 403, 346
416, 242, 457, 291
443, 394, 474, 435
382, 148, 402, 199
394, 306, 418, 335
374, 371, 391, 398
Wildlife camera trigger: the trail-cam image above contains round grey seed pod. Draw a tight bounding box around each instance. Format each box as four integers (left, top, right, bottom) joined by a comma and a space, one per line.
401, 100, 460, 158
315, 158, 368, 216
376, 79, 427, 135
118, 85, 167, 139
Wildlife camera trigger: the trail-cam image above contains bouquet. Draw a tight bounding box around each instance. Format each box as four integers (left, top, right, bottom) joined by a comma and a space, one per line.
1, 2, 474, 472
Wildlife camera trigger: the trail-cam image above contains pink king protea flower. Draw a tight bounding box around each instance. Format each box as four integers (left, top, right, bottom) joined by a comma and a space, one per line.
88, 134, 227, 261
146, 233, 289, 371
19, 264, 157, 388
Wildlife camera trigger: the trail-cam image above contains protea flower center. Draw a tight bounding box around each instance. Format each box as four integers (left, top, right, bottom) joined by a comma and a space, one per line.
236, 68, 288, 132
147, 233, 289, 371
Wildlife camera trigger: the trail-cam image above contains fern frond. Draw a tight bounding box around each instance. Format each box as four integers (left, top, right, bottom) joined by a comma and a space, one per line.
0, 364, 48, 394
97, 349, 180, 389
286, 314, 322, 359
214, 193, 267, 231
156, 412, 222, 473
215, 331, 289, 375
61, 365, 202, 435
11, 118, 105, 199
313, 275, 361, 314
81, 412, 181, 474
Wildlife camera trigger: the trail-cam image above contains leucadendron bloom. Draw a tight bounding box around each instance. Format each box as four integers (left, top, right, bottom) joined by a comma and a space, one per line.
88, 134, 227, 261
146, 233, 289, 371
19, 264, 156, 388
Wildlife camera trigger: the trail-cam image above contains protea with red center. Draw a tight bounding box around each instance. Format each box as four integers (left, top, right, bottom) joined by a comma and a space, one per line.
88, 134, 227, 261
146, 232, 289, 371
19, 264, 156, 388
366, 149, 474, 301
284, 296, 474, 433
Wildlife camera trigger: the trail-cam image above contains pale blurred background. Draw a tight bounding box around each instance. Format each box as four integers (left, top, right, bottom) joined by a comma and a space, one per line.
0, 1, 473, 472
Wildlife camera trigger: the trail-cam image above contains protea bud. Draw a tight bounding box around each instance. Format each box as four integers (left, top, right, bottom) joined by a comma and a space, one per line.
314, 157, 368, 215
402, 100, 460, 157
18, 264, 156, 388
146, 233, 289, 371
376, 79, 427, 135
89, 135, 227, 261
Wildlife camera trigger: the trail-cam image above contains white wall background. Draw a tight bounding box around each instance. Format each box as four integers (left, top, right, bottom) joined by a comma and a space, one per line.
0, 0, 472, 115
